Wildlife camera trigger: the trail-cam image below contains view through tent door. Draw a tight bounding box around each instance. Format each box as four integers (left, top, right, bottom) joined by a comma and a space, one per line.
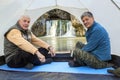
31, 9, 86, 53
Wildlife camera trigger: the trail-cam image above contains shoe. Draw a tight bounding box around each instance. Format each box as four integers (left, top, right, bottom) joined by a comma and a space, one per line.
0, 55, 5, 65
107, 67, 120, 77
25, 63, 34, 69
107, 69, 114, 73
68, 60, 84, 67
41, 58, 53, 65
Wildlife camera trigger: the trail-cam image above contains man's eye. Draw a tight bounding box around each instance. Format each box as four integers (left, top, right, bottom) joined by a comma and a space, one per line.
27, 21, 30, 23
23, 20, 30, 23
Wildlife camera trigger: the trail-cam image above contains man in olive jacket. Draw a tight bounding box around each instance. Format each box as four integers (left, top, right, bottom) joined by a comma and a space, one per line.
4, 15, 55, 69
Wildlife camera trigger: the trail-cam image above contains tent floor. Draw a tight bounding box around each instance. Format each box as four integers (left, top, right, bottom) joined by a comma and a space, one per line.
0, 70, 119, 80
0, 53, 120, 80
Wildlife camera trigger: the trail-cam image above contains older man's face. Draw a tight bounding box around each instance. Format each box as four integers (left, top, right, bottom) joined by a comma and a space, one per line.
19, 16, 30, 30
82, 16, 94, 29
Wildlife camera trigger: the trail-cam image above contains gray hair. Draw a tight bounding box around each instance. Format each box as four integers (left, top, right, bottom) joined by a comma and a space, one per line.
81, 11, 93, 19
19, 15, 31, 20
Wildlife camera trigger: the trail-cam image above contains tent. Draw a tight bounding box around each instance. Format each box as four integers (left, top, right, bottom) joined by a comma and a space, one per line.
0, 0, 120, 56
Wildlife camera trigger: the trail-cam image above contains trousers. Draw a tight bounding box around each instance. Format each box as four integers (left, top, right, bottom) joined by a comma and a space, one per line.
73, 41, 113, 69
7, 48, 51, 68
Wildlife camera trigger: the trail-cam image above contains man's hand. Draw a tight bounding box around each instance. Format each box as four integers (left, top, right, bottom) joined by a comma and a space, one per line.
35, 51, 46, 62
48, 46, 56, 57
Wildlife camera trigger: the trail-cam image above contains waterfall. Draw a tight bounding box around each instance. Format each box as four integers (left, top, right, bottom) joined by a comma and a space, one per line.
46, 21, 51, 36
45, 20, 75, 37
46, 20, 57, 37
62, 21, 75, 37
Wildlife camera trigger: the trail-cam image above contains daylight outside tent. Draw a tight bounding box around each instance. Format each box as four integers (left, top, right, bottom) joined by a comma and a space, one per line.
31, 9, 86, 53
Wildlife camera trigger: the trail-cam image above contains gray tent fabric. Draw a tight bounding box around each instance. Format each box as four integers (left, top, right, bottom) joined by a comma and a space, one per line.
0, 70, 119, 80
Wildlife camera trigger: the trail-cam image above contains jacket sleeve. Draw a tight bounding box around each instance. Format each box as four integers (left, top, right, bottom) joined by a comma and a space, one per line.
6, 29, 38, 54
82, 29, 102, 51
31, 32, 50, 50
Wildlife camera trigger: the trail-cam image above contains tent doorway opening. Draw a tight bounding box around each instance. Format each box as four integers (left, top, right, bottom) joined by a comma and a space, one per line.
31, 9, 86, 53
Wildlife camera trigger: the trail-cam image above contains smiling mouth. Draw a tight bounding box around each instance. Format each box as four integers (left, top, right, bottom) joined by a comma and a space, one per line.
23, 25, 28, 27
85, 24, 88, 26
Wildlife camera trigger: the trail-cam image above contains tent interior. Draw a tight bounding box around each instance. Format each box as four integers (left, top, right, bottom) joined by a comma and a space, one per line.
0, 0, 120, 79
0, 0, 120, 55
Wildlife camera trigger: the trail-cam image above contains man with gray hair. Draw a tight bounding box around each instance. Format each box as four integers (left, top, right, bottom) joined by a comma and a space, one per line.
69, 11, 114, 69
4, 15, 56, 69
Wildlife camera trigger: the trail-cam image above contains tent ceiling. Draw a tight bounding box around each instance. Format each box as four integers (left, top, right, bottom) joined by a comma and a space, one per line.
112, 0, 120, 8
27, 0, 86, 10
0, 0, 15, 6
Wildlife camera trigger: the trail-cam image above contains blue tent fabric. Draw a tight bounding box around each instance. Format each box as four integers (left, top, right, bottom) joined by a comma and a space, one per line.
0, 62, 113, 75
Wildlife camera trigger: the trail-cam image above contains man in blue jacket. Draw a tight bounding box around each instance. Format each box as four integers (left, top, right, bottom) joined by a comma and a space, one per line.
69, 11, 113, 69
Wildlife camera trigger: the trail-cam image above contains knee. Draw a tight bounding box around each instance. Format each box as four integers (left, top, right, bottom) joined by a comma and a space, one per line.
75, 41, 84, 48
73, 48, 82, 57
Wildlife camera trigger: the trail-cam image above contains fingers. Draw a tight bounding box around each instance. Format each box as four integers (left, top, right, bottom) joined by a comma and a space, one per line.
49, 50, 55, 56
49, 47, 56, 57
51, 52, 56, 57
35, 51, 46, 62
39, 54, 46, 62
40, 57, 46, 62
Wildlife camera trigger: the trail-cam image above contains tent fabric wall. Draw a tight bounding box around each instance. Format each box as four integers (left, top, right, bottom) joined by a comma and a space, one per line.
0, 0, 32, 55
0, 0, 120, 55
